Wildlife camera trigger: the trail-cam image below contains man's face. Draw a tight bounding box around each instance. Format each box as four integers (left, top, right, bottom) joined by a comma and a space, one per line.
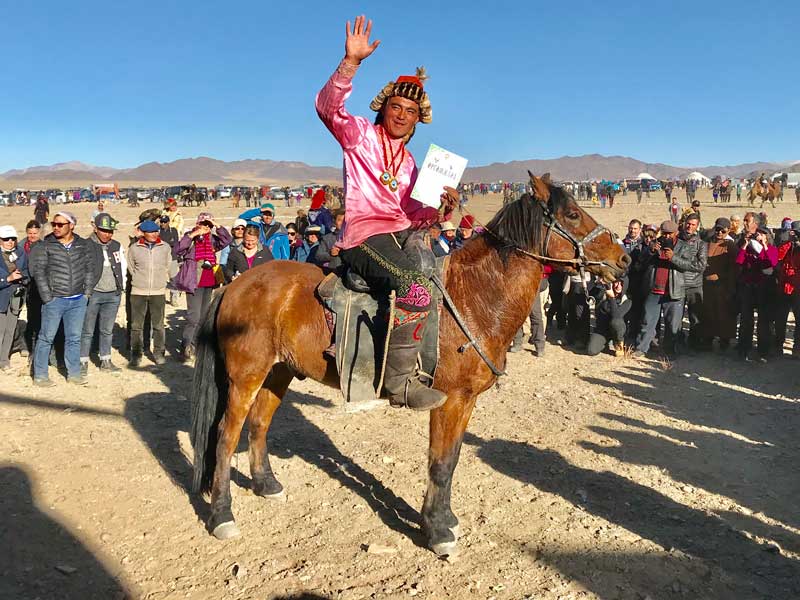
50, 218, 73, 239
684, 219, 699, 236
731, 218, 741, 232
627, 222, 641, 239
261, 211, 274, 226
715, 226, 729, 241
429, 226, 442, 239
744, 215, 757, 233
97, 202, 104, 211
307, 233, 319, 245
381, 96, 420, 139
96, 228, 114, 244
26, 227, 40, 244
143, 231, 159, 243
243, 233, 258, 250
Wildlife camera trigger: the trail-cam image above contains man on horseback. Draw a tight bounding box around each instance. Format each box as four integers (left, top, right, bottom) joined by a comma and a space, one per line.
316, 15, 458, 411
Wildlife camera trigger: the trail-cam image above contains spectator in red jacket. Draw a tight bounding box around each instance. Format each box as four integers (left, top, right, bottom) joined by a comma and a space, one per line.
735, 226, 778, 361
773, 221, 800, 357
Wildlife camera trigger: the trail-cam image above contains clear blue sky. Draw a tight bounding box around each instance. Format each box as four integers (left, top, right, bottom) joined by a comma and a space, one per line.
2, 0, 798, 172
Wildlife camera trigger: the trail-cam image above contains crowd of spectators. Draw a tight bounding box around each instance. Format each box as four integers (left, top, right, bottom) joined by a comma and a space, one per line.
2, 191, 799, 385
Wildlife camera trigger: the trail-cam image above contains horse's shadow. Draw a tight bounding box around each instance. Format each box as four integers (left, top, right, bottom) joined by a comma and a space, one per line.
124, 360, 423, 545
463, 431, 800, 599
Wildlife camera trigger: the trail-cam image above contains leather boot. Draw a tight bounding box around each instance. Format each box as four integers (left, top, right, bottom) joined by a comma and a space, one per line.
383, 316, 447, 411
100, 359, 122, 372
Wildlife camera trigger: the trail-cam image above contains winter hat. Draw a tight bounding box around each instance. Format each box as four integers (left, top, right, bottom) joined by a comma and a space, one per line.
713, 217, 731, 229
139, 220, 159, 233
54, 211, 77, 225
232, 218, 247, 228
459, 215, 475, 229
370, 67, 432, 124
310, 189, 326, 210
781, 217, 793, 230
259, 203, 275, 214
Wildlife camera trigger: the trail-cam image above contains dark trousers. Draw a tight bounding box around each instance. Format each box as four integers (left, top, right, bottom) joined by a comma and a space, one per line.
130, 295, 165, 357
737, 283, 770, 357
565, 287, 590, 345
547, 272, 567, 328
684, 285, 703, 347
340, 230, 432, 313
0, 310, 19, 367
635, 293, 683, 353
626, 290, 645, 343
587, 316, 626, 356
80, 290, 121, 361
184, 287, 214, 350
772, 292, 800, 354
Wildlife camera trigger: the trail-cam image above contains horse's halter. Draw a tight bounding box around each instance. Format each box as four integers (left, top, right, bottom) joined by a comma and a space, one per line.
513, 198, 619, 290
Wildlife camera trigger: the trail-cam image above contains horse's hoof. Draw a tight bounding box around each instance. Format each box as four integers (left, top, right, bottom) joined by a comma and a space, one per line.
261, 489, 286, 501
449, 524, 460, 539
430, 539, 459, 557
212, 521, 241, 540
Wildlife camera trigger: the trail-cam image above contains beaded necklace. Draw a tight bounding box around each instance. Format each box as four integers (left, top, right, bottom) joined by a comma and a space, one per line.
378, 126, 405, 192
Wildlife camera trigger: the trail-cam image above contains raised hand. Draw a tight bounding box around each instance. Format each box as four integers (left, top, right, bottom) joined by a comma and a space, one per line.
344, 15, 380, 64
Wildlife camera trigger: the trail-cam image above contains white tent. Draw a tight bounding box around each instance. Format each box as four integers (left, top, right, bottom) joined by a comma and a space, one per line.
686, 171, 711, 182
636, 172, 656, 180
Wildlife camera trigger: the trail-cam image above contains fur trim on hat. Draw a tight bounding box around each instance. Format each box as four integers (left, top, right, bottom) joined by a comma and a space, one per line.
370, 66, 432, 124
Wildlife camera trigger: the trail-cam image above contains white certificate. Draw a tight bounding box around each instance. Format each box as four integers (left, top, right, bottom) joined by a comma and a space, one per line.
410, 144, 468, 208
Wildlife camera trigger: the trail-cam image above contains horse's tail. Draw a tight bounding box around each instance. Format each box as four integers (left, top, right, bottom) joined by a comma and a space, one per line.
190, 288, 228, 495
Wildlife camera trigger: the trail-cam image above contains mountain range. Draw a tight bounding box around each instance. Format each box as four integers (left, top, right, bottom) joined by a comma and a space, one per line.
1, 155, 798, 185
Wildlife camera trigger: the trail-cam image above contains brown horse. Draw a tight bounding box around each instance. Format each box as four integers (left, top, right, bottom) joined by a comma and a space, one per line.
748, 180, 781, 207
190, 173, 630, 556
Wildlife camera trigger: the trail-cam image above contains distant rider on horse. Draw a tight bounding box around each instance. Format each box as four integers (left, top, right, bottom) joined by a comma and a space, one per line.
316, 15, 458, 411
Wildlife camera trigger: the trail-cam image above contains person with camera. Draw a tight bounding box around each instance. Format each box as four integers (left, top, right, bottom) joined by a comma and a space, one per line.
29, 211, 100, 386
0, 226, 29, 370
173, 212, 231, 360
734, 223, 778, 362
698, 218, 738, 350
80, 213, 126, 375
587, 276, 631, 357
633, 220, 702, 358
772, 221, 800, 357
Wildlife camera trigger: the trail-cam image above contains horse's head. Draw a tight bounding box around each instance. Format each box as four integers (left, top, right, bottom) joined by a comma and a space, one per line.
484, 172, 630, 282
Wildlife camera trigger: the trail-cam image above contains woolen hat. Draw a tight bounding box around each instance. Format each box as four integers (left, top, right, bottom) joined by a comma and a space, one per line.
660, 220, 678, 233
54, 211, 77, 225
139, 220, 159, 233
0, 225, 18, 239
459, 215, 475, 229
94, 212, 118, 231
791, 221, 800, 233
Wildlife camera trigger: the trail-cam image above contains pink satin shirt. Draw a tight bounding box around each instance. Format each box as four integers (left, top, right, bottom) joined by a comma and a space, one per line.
315, 62, 449, 249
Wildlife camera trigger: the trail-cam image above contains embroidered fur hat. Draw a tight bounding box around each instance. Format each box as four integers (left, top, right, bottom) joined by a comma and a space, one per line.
370, 67, 432, 124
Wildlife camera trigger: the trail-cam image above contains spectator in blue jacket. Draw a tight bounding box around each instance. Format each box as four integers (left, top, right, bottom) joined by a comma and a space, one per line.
238, 203, 290, 259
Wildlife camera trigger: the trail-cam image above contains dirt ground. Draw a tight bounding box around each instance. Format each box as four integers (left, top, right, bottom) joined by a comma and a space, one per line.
2, 189, 800, 600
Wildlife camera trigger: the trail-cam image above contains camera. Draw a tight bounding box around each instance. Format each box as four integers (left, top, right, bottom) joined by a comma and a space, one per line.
200, 260, 213, 270
660, 237, 674, 250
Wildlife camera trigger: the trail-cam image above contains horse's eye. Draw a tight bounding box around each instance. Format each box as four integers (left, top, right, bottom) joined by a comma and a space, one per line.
567, 211, 580, 220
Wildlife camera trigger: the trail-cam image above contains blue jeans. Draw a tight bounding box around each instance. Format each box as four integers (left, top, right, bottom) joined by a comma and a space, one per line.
80, 291, 122, 361
635, 292, 684, 354
33, 295, 88, 380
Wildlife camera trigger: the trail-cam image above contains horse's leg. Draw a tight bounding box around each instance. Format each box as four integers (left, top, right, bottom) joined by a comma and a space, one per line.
208, 382, 260, 539
422, 393, 477, 556
248, 364, 293, 498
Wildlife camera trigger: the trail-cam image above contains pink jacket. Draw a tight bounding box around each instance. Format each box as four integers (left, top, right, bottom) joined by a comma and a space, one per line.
315, 62, 450, 249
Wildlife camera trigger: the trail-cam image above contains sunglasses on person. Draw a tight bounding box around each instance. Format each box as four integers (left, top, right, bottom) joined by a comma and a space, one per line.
0, 237, 16, 242
714, 226, 729, 232
233, 225, 245, 230
51, 221, 70, 228
287, 232, 297, 237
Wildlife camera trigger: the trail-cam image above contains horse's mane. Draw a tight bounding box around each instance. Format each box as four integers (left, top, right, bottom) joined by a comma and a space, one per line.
482, 184, 572, 263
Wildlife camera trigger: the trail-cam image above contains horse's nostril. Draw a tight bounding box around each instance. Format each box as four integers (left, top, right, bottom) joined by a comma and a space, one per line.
619, 254, 632, 268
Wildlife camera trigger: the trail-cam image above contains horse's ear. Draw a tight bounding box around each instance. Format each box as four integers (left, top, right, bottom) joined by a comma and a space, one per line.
528, 171, 551, 202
